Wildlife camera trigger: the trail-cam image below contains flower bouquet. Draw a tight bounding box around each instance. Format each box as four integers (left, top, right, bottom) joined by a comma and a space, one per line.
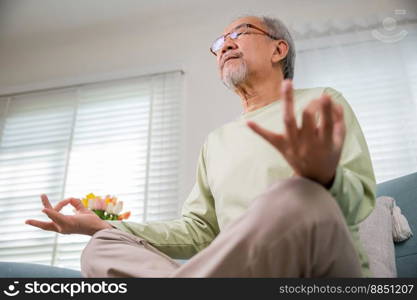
81, 193, 131, 221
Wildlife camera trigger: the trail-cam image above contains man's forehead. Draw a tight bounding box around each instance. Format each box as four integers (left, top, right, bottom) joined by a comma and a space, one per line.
223, 16, 266, 34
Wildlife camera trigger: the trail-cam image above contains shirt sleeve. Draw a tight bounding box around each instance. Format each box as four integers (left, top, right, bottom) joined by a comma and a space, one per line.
106, 140, 220, 259
323, 87, 376, 226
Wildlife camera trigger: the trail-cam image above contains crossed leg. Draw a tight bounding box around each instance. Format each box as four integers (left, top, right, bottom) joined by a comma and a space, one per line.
81, 176, 362, 278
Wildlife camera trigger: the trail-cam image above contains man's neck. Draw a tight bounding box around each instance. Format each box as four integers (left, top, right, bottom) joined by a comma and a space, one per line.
234, 73, 284, 113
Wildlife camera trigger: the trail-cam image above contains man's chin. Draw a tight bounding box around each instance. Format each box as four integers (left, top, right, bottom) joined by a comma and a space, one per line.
221, 76, 243, 90
220, 63, 248, 89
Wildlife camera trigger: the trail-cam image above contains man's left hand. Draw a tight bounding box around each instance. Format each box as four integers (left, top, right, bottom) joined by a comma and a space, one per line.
247, 80, 346, 188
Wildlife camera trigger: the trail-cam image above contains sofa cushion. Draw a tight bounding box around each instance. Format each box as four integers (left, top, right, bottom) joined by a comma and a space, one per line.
376, 172, 417, 277
359, 196, 397, 277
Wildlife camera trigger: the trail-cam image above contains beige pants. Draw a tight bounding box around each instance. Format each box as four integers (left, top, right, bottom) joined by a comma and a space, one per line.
81, 177, 362, 277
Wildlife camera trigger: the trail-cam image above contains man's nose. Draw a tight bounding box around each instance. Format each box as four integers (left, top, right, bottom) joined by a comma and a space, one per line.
220, 37, 238, 55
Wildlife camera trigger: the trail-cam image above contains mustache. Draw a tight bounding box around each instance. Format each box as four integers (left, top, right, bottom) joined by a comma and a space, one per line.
221, 51, 243, 69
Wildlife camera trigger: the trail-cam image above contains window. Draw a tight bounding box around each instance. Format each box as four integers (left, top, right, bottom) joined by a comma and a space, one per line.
0, 71, 183, 270
293, 19, 417, 183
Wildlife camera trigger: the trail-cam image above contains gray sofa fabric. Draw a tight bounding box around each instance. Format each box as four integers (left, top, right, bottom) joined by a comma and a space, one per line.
358, 196, 397, 277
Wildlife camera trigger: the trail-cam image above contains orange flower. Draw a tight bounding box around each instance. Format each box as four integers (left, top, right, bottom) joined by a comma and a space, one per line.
118, 211, 131, 220
104, 195, 116, 205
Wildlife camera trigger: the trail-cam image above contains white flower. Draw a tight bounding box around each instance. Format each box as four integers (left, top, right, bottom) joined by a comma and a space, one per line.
106, 203, 114, 214
113, 201, 123, 215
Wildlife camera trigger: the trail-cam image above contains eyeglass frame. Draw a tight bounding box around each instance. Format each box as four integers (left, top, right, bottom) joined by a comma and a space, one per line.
210, 23, 278, 56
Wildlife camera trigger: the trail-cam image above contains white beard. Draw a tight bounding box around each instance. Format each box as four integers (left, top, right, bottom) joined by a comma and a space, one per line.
221, 59, 248, 89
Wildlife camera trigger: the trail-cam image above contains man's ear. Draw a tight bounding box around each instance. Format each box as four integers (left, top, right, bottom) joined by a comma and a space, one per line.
276, 45, 282, 55
271, 40, 288, 64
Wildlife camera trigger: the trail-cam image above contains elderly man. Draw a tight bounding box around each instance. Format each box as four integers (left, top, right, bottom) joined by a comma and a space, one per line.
26, 15, 376, 277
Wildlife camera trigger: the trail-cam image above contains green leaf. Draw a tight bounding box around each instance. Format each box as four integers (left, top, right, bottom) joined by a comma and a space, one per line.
92, 209, 105, 219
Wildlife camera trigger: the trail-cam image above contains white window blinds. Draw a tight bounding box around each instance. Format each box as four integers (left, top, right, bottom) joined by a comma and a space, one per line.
293, 23, 417, 183
0, 71, 183, 270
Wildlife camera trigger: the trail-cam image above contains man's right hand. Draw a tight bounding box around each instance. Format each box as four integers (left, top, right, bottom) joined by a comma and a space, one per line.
25, 194, 113, 236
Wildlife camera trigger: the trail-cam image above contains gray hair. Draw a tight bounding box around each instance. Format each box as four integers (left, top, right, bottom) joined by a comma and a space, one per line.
260, 16, 296, 79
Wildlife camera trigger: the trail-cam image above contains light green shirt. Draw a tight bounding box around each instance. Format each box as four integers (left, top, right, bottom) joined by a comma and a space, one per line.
108, 87, 376, 277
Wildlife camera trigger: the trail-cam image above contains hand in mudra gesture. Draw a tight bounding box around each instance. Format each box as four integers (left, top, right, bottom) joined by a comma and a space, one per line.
247, 80, 346, 188
25, 194, 112, 236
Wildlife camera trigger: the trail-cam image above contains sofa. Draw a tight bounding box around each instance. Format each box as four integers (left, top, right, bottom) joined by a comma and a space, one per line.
1, 172, 416, 278
374, 172, 416, 277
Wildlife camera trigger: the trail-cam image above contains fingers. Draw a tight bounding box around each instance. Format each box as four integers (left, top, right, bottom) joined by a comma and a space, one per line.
25, 219, 60, 232
247, 121, 285, 151
40, 194, 52, 209
69, 198, 87, 212
42, 194, 73, 213
302, 95, 345, 153
319, 95, 334, 143
282, 80, 298, 145
54, 198, 77, 212
42, 208, 68, 227
29, 195, 77, 233
301, 98, 321, 138
47, 197, 84, 214
333, 103, 346, 149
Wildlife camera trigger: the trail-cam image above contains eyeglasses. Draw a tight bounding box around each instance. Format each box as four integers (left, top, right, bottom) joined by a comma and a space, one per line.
210, 23, 278, 56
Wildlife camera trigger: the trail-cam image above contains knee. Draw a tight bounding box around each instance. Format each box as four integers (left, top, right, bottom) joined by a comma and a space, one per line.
80, 228, 119, 277
249, 176, 345, 232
